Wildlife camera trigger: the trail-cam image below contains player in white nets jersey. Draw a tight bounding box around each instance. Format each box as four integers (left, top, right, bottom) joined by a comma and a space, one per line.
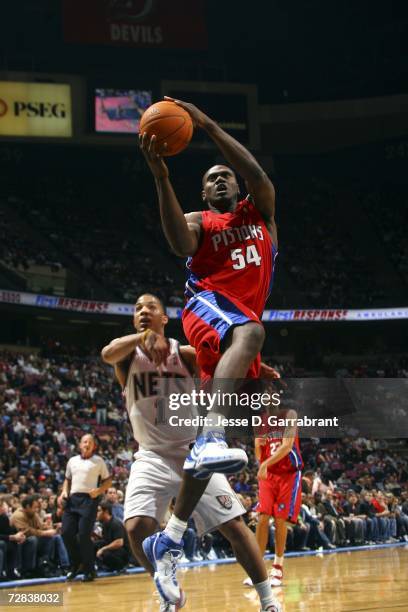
102, 294, 281, 612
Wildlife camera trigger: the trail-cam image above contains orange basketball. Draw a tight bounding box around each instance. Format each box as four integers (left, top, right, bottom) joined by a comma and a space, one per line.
139, 100, 193, 156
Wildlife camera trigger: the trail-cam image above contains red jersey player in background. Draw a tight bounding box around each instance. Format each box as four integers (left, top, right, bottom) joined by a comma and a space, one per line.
249, 400, 303, 588
141, 97, 280, 611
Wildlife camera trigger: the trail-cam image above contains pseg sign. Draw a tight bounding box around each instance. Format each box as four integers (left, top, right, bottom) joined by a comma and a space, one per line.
0, 81, 72, 137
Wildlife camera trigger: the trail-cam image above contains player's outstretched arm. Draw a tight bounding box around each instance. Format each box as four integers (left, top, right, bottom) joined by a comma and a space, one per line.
165, 96, 276, 236
102, 330, 169, 387
101, 333, 145, 365
139, 132, 200, 257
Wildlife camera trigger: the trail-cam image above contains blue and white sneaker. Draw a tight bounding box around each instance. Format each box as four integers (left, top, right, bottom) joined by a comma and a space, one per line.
261, 600, 282, 612
183, 431, 248, 477
159, 588, 187, 611
261, 604, 282, 612
143, 532, 183, 604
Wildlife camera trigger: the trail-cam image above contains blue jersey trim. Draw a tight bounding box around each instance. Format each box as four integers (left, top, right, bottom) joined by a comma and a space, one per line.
185, 290, 252, 342
288, 470, 302, 519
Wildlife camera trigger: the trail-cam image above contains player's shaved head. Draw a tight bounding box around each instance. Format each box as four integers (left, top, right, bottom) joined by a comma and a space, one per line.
202, 165, 240, 212
202, 164, 237, 187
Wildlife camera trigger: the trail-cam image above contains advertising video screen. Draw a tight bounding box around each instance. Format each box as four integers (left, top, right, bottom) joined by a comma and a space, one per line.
0, 81, 72, 137
94, 88, 152, 133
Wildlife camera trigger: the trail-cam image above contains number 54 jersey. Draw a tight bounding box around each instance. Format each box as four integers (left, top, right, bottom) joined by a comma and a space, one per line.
185, 198, 277, 318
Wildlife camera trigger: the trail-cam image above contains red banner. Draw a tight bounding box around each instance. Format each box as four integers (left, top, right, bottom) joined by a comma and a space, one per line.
62, 0, 207, 49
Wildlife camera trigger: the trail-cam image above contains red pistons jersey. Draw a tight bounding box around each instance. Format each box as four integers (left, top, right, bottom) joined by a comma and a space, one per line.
185, 198, 277, 317
257, 411, 303, 477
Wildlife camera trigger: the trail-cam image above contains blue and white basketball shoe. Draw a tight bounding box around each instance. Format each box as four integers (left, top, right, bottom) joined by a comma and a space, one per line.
183, 431, 248, 478
143, 532, 184, 604
159, 590, 186, 611
261, 602, 282, 612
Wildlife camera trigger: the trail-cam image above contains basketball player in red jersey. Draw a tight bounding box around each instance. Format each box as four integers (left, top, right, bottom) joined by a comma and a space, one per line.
248, 402, 303, 589
140, 98, 279, 610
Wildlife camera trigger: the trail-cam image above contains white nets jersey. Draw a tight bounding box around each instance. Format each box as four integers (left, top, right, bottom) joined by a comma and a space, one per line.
124, 338, 197, 458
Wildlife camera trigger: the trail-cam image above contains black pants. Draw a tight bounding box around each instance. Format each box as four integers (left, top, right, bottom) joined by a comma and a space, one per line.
0, 540, 6, 574
94, 540, 129, 571
62, 493, 98, 574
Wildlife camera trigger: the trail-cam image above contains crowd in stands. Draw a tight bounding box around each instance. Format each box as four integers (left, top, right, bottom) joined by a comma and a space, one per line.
0, 350, 134, 579
360, 185, 408, 282
0, 349, 407, 580
0, 201, 62, 274
279, 178, 390, 308
2, 165, 408, 309
1, 176, 181, 304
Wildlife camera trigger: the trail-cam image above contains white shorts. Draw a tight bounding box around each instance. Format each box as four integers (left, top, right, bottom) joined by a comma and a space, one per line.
124, 449, 245, 535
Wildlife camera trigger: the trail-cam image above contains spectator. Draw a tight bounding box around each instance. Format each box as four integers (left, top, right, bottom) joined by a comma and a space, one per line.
342, 492, 365, 545
0, 497, 29, 580
371, 491, 397, 543
316, 490, 347, 546
314, 492, 338, 545
352, 491, 377, 543
389, 493, 408, 541
233, 473, 252, 494
10, 495, 68, 576
302, 471, 314, 494
105, 488, 124, 522
300, 494, 336, 550
94, 501, 129, 572
285, 516, 310, 552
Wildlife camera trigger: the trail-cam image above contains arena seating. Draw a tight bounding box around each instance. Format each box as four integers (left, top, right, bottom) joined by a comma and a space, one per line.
1, 156, 408, 309
1, 349, 407, 579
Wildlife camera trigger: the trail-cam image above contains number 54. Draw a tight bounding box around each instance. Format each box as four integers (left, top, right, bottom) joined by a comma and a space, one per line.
231, 245, 262, 270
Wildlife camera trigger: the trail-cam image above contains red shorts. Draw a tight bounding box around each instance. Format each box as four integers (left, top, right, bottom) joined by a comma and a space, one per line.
257, 471, 302, 524
182, 289, 262, 382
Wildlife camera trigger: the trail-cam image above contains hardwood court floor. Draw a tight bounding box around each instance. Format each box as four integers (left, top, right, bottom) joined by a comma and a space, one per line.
6, 548, 408, 611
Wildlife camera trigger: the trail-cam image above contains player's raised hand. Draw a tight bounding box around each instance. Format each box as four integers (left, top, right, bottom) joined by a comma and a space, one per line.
139, 132, 169, 179
164, 96, 210, 129
143, 330, 170, 366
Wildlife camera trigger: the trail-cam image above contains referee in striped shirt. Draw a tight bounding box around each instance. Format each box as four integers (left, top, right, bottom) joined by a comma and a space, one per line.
58, 434, 112, 581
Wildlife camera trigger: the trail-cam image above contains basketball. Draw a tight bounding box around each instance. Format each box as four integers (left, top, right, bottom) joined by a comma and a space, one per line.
139, 100, 194, 156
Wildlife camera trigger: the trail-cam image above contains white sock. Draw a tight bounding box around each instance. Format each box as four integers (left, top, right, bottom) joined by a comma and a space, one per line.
254, 578, 275, 610
274, 554, 284, 566
164, 515, 187, 545
202, 411, 225, 436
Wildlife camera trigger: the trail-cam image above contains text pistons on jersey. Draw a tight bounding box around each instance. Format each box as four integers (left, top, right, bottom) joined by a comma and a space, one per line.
211, 224, 264, 252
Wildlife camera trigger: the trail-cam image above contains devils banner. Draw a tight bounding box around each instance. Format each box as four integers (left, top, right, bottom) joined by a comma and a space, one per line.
62, 0, 207, 49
